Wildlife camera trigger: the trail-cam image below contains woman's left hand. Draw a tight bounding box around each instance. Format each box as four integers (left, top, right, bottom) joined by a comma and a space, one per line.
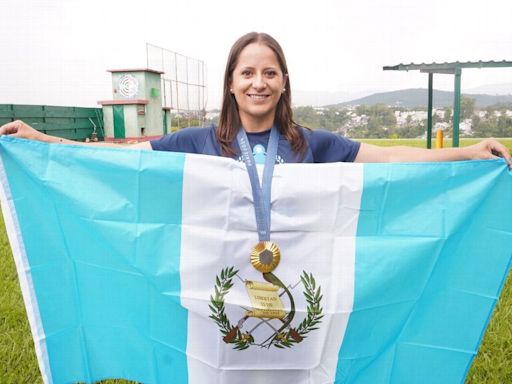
465, 138, 512, 168
355, 138, 512, 167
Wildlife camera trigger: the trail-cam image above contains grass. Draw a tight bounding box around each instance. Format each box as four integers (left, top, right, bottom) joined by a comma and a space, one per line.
359, 137, 512, 153
0, 138, 511, 383
0, 216, 40, 383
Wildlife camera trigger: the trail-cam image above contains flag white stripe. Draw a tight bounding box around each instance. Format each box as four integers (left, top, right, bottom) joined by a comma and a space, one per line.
0, 158, 53, 384
180, 155, 363, 383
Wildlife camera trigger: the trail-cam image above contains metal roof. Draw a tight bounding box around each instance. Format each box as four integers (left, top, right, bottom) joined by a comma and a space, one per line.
383, 60, 512, 72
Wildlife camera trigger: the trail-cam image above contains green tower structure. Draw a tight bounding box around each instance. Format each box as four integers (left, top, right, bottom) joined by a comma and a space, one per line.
99, 69, 165, 142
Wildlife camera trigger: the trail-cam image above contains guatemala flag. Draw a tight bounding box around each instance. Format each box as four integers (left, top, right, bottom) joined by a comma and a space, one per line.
0, 136, 511, 384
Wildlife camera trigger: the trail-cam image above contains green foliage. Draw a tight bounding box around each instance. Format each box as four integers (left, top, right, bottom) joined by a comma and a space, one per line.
209, 267, 246, 350
444, 106, 453, 123
347, 104, 433, 139
353, 104, 397, 138
296, 272, 324, 336
0, 216, 40, 383
394, 122, 426, 139
355, 104, 396, 126
171, 117, 203, 130
273, 271, 325, 350
472, 114, 512, 138
432, 111, 444, 125
291, 102, 512, 139
461, 96, 476, 120
485, 102, 512, 113
466, 272, 512, 383
293, 106, 349, 131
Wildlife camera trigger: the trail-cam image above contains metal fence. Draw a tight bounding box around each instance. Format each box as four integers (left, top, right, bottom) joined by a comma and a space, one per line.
0, 104, 104, 141
146, 43, 207, 126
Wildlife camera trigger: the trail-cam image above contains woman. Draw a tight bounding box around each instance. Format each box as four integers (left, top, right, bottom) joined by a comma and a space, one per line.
1, 32, 510, 166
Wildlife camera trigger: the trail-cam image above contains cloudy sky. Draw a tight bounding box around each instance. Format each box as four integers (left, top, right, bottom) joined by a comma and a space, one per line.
1, 0, 511, 109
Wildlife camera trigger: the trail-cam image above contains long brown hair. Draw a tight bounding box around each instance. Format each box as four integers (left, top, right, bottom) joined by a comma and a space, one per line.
217, 32, 306, 157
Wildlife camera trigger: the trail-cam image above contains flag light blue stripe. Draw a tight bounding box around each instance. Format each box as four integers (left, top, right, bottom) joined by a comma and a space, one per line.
0, 137, 188, 383
336, 160, 512, 383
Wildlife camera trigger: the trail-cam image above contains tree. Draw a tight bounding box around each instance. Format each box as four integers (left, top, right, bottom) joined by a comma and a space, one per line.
471, 115, 481, 134
460, 96, 476, 120
294, 106, 319, 128
432, 113, 440, 125
352, 104, 396, 138
444, 106, 452, 123
472, 114, 512, 138
398, 122, 425, 138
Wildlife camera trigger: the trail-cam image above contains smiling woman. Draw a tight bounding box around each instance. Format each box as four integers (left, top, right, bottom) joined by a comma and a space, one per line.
215, 32, 307, 159
230, 44, 286, 133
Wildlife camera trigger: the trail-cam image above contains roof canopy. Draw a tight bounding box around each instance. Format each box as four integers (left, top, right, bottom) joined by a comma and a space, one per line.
384, 60, 512, 74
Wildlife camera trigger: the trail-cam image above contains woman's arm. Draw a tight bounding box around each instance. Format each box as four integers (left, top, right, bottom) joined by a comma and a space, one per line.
355, 138, 512, 168
0, 120, 152, 150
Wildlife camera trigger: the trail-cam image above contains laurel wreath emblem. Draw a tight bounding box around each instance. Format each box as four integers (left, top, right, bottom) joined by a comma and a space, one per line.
209, 266, 324, 350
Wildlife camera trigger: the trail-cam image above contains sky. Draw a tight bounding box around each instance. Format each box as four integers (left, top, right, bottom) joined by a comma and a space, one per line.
1, 0, 511, 109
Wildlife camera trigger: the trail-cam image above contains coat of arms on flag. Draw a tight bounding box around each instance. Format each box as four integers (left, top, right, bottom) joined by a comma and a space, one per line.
0, 136, 511, 384
209, 266, 324, 350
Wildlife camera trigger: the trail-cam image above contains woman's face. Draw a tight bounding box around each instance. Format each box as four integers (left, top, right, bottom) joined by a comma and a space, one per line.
230, 43, 286, 129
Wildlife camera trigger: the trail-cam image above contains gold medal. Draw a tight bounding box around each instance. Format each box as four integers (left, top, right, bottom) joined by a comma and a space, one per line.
250, 241, 280, 273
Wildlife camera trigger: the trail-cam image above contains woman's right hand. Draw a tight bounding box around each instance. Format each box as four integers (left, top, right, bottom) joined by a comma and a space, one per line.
0, 120, 47, 141
0, 119, 154, 149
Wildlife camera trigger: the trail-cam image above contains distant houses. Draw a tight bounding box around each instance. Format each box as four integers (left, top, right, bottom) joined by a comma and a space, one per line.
201, 103, 512, 138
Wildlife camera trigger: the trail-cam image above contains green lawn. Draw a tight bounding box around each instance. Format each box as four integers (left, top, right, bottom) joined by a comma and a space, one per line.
0, 138, 511, 383
359, 137, 512, 153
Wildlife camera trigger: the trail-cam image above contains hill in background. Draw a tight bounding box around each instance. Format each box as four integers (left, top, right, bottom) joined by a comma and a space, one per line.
331, 88, 512, 108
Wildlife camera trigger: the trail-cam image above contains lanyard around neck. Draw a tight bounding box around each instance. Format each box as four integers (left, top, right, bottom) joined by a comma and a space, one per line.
236, 125, 279, 241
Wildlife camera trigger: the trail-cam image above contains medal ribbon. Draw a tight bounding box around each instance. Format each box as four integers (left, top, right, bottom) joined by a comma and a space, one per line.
236, 125, 279, 241
236, 125, 296, 346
